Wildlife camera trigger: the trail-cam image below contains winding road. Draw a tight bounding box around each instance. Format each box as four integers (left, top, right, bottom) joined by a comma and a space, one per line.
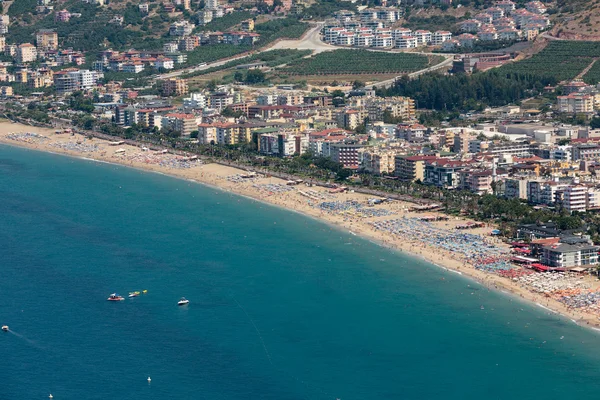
155, 21, 454, 86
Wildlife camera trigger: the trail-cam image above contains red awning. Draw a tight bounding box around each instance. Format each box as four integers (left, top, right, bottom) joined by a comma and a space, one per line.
531, 263, 551, 271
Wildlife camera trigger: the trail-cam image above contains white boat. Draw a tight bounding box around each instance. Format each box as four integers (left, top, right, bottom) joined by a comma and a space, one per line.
2, 325, 8, 332
178, 297, 189, 306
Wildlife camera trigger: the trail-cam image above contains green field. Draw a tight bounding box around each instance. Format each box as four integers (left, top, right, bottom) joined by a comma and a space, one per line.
583, 60, 600, 84
184, 49, 312, 78
281, 49, 434, 75
499, 41, 600, 81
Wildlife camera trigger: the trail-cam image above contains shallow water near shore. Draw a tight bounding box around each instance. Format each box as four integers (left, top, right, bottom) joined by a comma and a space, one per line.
3, 144, 600, 400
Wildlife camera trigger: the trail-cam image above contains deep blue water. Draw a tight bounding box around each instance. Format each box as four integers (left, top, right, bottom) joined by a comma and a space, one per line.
2, 144, 600, 400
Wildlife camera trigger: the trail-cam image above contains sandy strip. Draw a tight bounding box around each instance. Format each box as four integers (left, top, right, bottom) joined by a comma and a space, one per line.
2, 122, 600, 329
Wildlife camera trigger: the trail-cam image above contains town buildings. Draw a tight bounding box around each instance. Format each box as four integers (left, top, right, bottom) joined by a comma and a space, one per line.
161, 78, 189, 97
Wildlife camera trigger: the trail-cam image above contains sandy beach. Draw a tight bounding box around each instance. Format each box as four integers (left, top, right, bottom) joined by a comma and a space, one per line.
3, 122, 600, 329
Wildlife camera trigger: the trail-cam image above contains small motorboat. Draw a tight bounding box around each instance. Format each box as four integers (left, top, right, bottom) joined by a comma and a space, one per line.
107, 293, 125, 301
178, 297, 189, 306
129, 291, 140, 298
142, 290, 148, 294
2, 325, 8, 332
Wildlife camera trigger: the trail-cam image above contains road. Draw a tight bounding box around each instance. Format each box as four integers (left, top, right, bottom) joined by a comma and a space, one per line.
155, 21, 453, 85
156, 52, 255, 79
266, 22, 336, 53
367, 54, 454, 89
155, 23, 331, 80
541, 33, 565, 41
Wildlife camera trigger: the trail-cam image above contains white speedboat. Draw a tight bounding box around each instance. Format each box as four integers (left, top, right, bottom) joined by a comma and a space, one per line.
178, 297, 189, 306
107, 293, 125, 301
2, 325, 8, 332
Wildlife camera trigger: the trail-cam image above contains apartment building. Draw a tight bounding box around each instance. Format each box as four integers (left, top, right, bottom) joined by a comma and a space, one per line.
169, 21, 195, 36
431, 31, 452, 46
161, 113, 197, 137
424, 160, 468, 189
16, 43, 37, 63
557, 93, 594, 114
396, 36, 417, 49
394, 155, 437, 182
329, 143, 364, 169
542, 243, 599, 268
161, 78, 188, 97
360, 148, 396, 175
36, 29, 59, 50
53, 69, 101, 93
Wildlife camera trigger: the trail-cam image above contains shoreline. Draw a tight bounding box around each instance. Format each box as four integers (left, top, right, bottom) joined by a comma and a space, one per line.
2, 123, 600, 331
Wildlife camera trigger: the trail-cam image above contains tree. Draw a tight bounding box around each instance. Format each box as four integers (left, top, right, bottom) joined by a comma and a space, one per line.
221, 107, 244, 118
336, 168, 353, 180
207, 80, 218, 91
244, 69, 266, 84
331, 89, 345, 106
190, 130, 199, 138
591, 117, 600, 130
352, 80, 365, 90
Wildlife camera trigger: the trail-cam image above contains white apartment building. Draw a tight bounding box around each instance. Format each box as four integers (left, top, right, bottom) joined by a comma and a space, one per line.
257, 94, 278, 105
169, 21, 195, 36
54, 69, 101, 93
392, 28, 412, 40
183, 93, 207, 109
355, 33, 374, 47
374, 34, 393, 48
487, 7, 505, 20
359, 10, 377, 22
562, 185, 587, 213
498, 28, 521, 40
396, 36, 418, 49
432, 31, 452, 46
336, 31, 355, 46
496, 0, 516, 14
478, 30, 498, 41
206, 0, 219, 10
324, 27, 346, 43
460, 19, 482, 33
414, 30, 432, 46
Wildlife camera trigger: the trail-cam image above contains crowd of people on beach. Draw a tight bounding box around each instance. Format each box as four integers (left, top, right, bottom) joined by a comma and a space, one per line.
7, 132, 48, 143
50, 141, 98, 153
123, 152, 202, 169
252, 183, 295, 195
515, 272, 600, 313
227, 174, 260, 183
316, 200, 395, 218
371, 217, 510, 270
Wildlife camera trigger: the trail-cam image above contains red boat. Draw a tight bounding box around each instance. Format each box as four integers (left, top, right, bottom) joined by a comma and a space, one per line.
107, 293, 125, 301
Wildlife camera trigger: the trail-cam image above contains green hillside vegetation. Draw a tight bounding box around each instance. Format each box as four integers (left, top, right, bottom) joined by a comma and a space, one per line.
7, 2, 157, 51
199, 11, 252, 32
379, 41, 600, 112
583, 60, 600, 85
184, 17, 308, 67
499, 41, 600, 81
282, 49, 433, 75
254, 17, 308, 43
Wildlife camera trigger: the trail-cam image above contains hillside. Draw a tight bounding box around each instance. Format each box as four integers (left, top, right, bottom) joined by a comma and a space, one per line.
548, 0, 600, 40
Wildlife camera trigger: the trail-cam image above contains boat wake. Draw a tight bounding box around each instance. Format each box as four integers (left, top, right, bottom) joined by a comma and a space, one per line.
8, 330, 45, 350
232, 296, 337, 399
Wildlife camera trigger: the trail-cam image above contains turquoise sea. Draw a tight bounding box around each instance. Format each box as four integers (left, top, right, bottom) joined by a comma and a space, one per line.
3, 144, 600, 400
